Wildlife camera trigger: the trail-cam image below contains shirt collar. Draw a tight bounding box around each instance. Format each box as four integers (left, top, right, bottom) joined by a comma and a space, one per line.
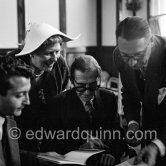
0, 116, 5, 140
0, 116, 5, 126
79, 96, 94, 106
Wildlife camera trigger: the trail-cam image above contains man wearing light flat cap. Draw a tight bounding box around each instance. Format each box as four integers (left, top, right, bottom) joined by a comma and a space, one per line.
9, 22, 79, 153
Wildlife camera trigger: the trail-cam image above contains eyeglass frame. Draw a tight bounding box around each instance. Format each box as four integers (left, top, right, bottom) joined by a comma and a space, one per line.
118, 40, 151, 63
73, 79, 100, 93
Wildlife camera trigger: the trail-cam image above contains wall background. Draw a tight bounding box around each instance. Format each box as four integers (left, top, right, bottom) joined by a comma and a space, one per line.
0, 0, 18, 48
0, 0, 148, 76
25, 0, 59, 29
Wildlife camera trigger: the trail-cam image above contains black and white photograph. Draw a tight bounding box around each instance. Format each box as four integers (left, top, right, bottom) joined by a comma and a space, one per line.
0, 0, 166, 166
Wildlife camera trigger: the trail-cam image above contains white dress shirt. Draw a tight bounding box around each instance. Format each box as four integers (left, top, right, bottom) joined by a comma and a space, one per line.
0, 116, 5, 141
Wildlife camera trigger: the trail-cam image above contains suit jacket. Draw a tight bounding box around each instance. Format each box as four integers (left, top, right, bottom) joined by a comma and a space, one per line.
42, 88, 127, 161
4, 117, 44, 166
113, 35, 166, 146
1, 116, 21, 166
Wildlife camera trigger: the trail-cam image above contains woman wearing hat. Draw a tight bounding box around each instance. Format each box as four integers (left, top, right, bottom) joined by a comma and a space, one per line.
10, 22, 79, 153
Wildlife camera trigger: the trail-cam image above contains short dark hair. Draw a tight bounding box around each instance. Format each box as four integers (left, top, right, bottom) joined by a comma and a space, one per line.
0, 55, 33, 95
34, 35, 63, 55
116, 16, 151, 40
70, 55, 101, 81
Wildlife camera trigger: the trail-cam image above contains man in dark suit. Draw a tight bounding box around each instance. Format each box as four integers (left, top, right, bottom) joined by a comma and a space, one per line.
0, 56, 32, 166
45, 55, 127, 165
113, 16, 166, 165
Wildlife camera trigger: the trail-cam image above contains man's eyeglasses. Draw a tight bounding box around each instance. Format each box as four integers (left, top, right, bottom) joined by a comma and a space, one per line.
74, 80, 100, 93
119, 43, 149, 63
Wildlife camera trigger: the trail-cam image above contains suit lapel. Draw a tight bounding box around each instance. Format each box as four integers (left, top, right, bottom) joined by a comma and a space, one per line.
94, 90, 103, 111
64, 90, 86, 124
6, 116, 21, 166
93, 89, 107, 119
144, 46, 164, 111
116, 50, 142, 101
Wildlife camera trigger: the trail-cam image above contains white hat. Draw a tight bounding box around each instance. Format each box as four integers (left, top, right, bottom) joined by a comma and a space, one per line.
16, 23, 80, 56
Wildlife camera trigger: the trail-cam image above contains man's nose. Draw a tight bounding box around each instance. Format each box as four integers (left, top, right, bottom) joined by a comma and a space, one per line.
84, 88, 91, 95
128, 58, 137, 67
23, 93, 30, 105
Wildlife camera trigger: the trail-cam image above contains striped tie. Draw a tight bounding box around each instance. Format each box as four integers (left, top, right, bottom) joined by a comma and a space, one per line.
85, 101, 94, 120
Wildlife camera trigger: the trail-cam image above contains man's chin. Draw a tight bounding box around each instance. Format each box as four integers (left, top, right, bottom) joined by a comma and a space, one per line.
129, 62, 143, 70
130, 65, 141, 70
14, 110, 22, 117
81, 96, 93, 102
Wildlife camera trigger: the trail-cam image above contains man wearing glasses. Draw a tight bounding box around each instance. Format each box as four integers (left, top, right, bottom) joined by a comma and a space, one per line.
113, 16, 166, 166
46, 55, 127, 165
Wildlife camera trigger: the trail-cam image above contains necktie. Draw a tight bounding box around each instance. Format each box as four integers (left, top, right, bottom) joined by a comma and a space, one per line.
5, 116, 21, 166
0, 141, 6, 166
140, 66, 146, 80
85, 101, 94, 120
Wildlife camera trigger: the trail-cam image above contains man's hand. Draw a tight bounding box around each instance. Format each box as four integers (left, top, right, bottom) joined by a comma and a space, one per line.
134, 143, 159, 166
126, 123, 141, 146
80, 135, 109, 150
80, 138, 109, 150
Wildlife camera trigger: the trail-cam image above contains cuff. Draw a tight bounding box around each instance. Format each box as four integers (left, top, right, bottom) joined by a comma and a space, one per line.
152, 139, 166, 157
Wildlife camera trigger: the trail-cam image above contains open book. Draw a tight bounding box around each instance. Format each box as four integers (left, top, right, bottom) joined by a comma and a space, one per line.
37, 149, 105, 165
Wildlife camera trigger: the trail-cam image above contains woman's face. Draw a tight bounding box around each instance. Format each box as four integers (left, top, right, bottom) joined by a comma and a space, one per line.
31, 42, 61, 72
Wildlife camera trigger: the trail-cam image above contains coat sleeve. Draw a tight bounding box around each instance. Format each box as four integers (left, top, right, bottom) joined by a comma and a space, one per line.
121, 87, 141, 124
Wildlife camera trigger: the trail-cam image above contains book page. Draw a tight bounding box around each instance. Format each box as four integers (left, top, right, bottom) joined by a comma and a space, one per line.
37, 152, 78, 165
64, 149, 105, 165
37, 149, 104, 165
